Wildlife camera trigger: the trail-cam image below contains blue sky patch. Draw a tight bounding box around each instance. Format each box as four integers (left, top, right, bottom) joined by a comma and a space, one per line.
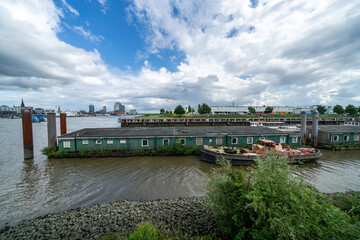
226, 28, 238, 38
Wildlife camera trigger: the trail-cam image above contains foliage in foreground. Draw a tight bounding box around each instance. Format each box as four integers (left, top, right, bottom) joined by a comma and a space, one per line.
127, 222, 164, 240
203, 154, 360, 239
97, 222, 212, 240
327, 191, 360, 221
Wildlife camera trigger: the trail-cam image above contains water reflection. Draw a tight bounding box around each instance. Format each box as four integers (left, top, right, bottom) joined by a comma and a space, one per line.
18, 160, 40, 201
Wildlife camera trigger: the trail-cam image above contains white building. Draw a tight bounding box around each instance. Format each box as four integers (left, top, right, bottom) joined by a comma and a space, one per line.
211, 105, 320, 114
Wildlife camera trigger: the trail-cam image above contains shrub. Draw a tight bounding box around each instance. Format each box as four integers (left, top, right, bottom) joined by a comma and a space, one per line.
120, 146, 128, 153
203, 153, 360, 239
41, 146, 56, 155
126, 222, 164, 240
327, 191, 360, 221
57, 149, 67, 157
78, 148, 87, 156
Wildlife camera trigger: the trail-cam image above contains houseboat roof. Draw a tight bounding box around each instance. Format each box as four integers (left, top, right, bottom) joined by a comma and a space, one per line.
307, 125, 360, 133
58, 126, 291, 139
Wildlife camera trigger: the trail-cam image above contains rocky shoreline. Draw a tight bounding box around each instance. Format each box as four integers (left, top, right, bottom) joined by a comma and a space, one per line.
0, 198, 220, 240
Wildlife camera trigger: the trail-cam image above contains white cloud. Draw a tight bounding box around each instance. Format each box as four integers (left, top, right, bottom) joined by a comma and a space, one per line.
61, 0, 79, 16
128, 0, 360, 107
96, 0, 108, 14
73, 26, 104, 42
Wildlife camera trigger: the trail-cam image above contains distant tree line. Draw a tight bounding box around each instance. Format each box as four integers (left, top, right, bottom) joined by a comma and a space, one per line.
331, 104, 359, 115
161, 104, 360, 116
160, 103, 211, 115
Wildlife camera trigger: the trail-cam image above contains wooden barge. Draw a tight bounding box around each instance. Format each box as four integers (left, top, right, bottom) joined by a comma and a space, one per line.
200, 139, 322, 165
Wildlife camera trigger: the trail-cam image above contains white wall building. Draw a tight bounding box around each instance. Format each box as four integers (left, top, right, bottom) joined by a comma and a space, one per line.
211, 105, 319, 114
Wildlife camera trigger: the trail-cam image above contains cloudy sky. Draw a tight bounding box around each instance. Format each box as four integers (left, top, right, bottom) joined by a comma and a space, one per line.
0, 0, 359, 112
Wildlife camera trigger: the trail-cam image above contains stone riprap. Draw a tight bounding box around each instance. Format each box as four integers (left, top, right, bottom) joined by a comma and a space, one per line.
0, 198, 220, 240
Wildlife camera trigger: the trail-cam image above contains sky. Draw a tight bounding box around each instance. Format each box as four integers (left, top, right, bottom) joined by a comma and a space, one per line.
0, 0, 359, 112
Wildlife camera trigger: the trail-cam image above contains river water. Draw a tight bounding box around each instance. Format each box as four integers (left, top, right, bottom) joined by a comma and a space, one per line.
0, 116, 359, 229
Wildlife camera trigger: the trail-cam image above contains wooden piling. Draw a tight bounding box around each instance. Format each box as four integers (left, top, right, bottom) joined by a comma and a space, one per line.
300, 112, 307, 145
60, 113, 67, 135
312, 112, 319, 147
22, 110, 33, 159
47, 112, 57, 147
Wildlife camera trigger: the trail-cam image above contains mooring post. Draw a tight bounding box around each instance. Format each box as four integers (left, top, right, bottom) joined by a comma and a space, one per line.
60, 113, 67, 135
311, 112, 319, 147
300, 111, 307, 145
22, 110, 34, 159
47, 112, 57, 147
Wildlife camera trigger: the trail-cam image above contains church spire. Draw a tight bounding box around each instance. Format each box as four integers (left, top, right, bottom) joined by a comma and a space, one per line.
21, 98, 25, 108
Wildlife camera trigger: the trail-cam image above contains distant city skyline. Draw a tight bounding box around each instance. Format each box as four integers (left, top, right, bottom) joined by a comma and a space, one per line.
0, 0, 359, 112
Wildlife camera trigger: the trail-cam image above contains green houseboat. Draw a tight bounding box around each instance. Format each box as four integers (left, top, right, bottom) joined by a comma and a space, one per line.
306, 125, 360, 145
57, 126, 301, 153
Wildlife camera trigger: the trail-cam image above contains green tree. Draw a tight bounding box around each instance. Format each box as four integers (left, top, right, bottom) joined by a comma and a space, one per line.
248, 106, 256, 115
198, 104, 202, 114
197, 103, 211, 115
165, 110, 170, 114
160, 108, 165, 114
201, 103, 211, 114
188, 105, 191, 113
345, 104, 357, 115
316, 105, 327, 114
174, 105, 185, 115
358, 106, 360, 114
333, 105, 344, 114
264, 106, 273, 114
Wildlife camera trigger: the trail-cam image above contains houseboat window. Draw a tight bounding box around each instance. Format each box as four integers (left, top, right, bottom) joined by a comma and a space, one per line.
231, 137, 237, 144
96, 140, 102, 144
196, 138, 203, 145
216, 138, 222, 145
292, 137, 298, 143
247, 137, 253, 144
354, 135, 359, 141
179, 138, 186, 145
142, 139, 148, 147
280, 136, 286, 144
333, 135, 339, 142
107, 140, 113, 144
163, 139, 169, 146
120, 139, 126, 144
82, 140, 88, 145
344, 135, 349, 141
63, 141, 71, 148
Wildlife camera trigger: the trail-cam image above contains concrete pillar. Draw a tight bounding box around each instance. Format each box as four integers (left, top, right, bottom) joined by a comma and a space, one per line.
60, 113, 67, 135
22, 110, 34, 159
300, 112, 307, 145
47, 113, 57, 147
312, 112, 319, 147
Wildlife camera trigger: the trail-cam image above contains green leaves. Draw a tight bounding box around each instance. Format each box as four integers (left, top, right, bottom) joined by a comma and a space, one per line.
204, 154, 360, 239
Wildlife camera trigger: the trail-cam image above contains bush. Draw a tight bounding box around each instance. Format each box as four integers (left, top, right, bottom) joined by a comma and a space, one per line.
41, 146, 56, 155
57, 149, 67, 157
126, 222, 164, 240
78, 148, 87, 156
327, 191, 360, 221
203, 153, 360, 239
